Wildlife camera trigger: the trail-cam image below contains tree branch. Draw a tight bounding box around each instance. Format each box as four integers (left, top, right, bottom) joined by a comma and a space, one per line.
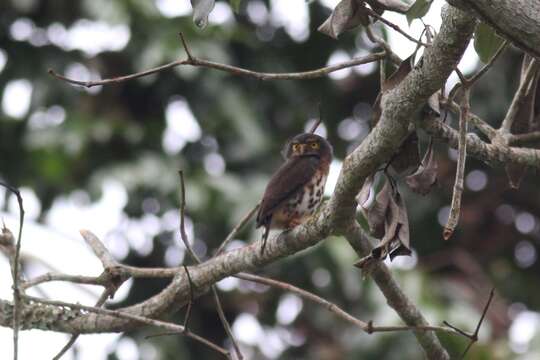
48, 49, 386, 88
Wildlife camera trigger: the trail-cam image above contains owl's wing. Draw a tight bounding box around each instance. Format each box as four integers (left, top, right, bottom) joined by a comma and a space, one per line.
256, 156, 320, 227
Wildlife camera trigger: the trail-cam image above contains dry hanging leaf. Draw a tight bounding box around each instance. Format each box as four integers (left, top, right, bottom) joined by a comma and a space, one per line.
318, 0, 369, 39
371, 189, 411, 260
381, 55, 414, 92
405, 138, 438, 195
357, 174, 375, 210
375, 55, 421, 175
355, 182, 411, 269
390, 132, 421, 175
190, 0, 216, 29
365, 180, 392, 238
505, 55, 540, 189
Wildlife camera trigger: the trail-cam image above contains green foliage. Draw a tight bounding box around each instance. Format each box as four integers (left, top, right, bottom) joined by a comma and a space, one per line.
406, 0, 433, 25
474, 22, 505, 63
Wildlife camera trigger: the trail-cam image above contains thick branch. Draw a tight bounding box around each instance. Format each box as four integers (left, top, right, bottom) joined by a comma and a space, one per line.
420, 116, 540, 168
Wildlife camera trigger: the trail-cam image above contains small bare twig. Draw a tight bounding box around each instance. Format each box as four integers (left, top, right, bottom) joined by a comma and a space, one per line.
214, 204, 259, 256
48, 36, 386, 88
0, 182, 25, 360
508, 131, 540, 146
79, 229, 116, 269
23, 295, 231, 359
182, 265, 194, 330
500, 58, 539, 132
21, 273, 103, 290
443, 85, 470, 240
365, 25, 401, 65
443, 288, 495, 359
308, 117, 323, 134
235, 273, 473, 337
178, 171, 243, 360
365, 8, 430, 47
440, 99, 497, 140
468, 41, 507, 85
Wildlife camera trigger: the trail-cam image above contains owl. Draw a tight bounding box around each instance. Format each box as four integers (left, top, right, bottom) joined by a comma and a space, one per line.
256, 133, 333, 254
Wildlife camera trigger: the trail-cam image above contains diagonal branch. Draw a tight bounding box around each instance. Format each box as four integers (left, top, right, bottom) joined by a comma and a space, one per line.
500, 58, 539, 132
236, 272, 468, 337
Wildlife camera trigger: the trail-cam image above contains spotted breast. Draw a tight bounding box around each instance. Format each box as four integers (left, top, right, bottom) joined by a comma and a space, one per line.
271, 169, 328, 229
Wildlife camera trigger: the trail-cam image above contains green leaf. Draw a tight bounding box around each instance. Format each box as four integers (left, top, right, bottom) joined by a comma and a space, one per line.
406, 0, 432, 25
474, 22, 504, 63
229, 0, 242, 13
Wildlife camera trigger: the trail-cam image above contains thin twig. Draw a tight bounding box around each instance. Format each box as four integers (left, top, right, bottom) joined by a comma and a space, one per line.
235, 273, 468, 336
365, 8, 430, 47
508, 131, 540, 146
21, 273, 104, 290
49, 50, 386, 88
24, 295, 231, 359
214, 204, 259, 256
0, 182, 25, 360
500, 58, 539, 132
182, 265, 194, 331
440, 98, 497, 140
308, 117, 323, 134
468, 41, 507, 85
443, 288, 495, 359
365, 25, 401, 65
178, 171, 243, 360
443, 87, 470, 240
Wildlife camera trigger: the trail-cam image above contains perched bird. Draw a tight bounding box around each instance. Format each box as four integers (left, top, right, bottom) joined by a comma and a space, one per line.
256, 133, 333, 254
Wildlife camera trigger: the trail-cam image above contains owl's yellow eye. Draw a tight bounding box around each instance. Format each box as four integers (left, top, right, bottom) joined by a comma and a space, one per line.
309, 142, 320, 149
292, 144, 301, 151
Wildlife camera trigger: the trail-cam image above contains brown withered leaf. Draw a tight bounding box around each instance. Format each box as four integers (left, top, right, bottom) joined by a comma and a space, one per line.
405, 138, 438, 195
372, 190, 410, 260
365, 180, 392, 238
355, 185, 411, 269
378, 55, 421, 175
381, 54, 414, 92
356, 174, 375, 210
318, 0, 369, 39
390, 132, 420, 175
506, 55, 540, 189
371, 55, 414, 128
388, 191, 411, 259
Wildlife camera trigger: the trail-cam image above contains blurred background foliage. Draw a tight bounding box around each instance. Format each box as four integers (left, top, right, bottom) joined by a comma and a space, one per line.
0, 0, 539, 359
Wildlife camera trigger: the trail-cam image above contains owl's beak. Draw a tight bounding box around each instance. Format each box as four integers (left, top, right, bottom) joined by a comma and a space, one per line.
299, 144, 307, 154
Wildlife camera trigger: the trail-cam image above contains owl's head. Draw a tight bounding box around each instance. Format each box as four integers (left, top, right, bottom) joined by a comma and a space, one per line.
283, 133, 333, 160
